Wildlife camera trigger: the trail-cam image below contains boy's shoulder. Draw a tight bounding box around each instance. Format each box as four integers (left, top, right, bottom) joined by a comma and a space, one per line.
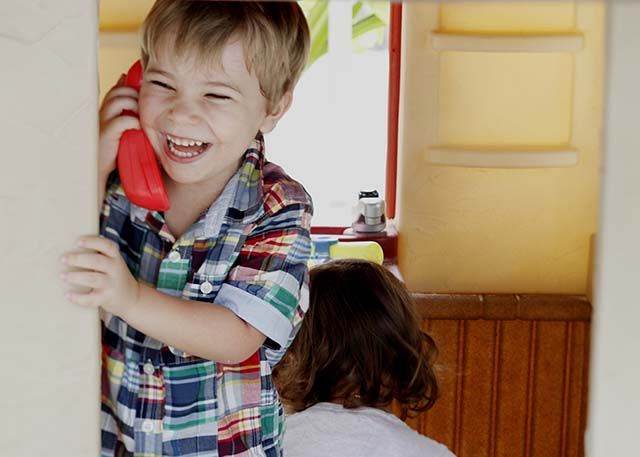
261, 161, 313, 217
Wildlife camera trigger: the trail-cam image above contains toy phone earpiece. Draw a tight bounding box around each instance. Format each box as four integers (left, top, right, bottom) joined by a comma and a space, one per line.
117, 60, 170, 211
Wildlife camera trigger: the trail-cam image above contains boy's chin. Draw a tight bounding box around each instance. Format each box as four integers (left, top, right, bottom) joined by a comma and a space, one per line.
162, 169, 201, 185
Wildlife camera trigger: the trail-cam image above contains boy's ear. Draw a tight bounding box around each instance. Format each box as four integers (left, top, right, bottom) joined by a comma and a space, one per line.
259, 92, 293, 134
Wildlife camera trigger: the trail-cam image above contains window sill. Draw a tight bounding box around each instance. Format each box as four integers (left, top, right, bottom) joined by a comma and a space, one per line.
311, 221, 398, 263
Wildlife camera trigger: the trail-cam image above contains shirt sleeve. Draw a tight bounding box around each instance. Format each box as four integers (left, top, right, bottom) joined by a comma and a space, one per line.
215, 190, 313, 350
99, 170, 125, 231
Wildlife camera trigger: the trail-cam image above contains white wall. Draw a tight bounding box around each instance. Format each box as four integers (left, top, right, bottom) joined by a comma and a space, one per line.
0, 1, 100, 455
588, 1, 640, 455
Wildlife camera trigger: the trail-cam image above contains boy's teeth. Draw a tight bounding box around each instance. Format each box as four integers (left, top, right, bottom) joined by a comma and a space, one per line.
166, 134, 208, 159
167, 135, 203, 147
168, 142, 199, 158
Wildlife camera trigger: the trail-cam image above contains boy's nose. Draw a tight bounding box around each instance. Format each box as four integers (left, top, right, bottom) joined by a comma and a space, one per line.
167, 99, 198, 125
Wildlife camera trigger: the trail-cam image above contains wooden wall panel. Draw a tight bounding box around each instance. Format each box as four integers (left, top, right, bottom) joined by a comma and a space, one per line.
531, 322, 566, 457
417, 319, 460, 448
567, 322, 590, 457
495, 321, 530, 457
459, 321, 494, 456
403, 294, 591, 457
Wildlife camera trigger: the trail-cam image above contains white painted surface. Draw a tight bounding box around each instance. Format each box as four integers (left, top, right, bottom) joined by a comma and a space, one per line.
0, 1, 100, 455
588, 1, 640, 455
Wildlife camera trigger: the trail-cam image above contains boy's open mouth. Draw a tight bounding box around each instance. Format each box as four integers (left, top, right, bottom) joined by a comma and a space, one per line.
165, 134, 210, 159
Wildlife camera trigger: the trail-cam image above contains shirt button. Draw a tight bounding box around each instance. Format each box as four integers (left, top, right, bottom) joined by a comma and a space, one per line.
168, 250, 181, 262
200, 281, 213, 295
141, 420, 154, 433
143, 362, 155, 376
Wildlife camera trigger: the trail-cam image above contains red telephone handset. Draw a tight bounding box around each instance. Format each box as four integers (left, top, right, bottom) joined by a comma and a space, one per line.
117, 60, 170, 211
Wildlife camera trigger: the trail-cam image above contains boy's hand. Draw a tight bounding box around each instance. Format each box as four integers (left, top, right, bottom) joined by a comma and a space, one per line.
99, 75, 141, 178
61, 236, 139, 317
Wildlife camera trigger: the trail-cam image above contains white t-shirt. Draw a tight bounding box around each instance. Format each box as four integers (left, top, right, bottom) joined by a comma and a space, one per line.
283, 402, 456, 457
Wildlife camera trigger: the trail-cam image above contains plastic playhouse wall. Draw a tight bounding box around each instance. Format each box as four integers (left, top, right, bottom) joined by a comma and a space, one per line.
396, 1, 604, 295
0, 1, 101, 455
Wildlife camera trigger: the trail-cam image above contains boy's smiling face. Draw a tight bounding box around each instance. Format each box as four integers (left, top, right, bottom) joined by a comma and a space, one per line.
138, 33, 290, 190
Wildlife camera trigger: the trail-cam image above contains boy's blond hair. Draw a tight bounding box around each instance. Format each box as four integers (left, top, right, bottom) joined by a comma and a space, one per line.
141, 1, 310, 111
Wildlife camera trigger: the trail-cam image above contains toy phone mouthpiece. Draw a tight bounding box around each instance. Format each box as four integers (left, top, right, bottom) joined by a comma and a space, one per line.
116, 60, 170, 212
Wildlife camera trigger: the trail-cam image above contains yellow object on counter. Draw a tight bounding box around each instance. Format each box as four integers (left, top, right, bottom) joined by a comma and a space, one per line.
329, 241, 384, 265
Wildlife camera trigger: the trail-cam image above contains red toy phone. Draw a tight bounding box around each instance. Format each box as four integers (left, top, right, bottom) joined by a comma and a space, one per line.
117, 60, 170, 211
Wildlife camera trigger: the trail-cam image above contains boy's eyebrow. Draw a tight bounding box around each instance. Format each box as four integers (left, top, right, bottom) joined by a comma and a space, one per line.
145, 67, 172, 77
204, 80, 241, 94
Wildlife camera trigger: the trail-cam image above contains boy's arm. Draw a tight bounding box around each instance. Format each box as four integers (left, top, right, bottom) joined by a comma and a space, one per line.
124, 285, 266, 364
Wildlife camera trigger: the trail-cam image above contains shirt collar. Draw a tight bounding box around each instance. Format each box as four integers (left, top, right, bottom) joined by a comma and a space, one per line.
227, 134, 266, 219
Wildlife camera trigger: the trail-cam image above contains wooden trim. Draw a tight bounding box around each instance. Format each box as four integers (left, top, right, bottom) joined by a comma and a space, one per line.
488, 321, 501, 457
453, 320, 466, 455
310, 226, 349, 235
431, 32, 585, 53
413, 293, 591, 321
560, 322, 573, 457
524, 321, 537, 457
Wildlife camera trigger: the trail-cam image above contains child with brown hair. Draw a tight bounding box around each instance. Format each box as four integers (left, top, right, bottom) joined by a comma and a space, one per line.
275, 259, 455, 457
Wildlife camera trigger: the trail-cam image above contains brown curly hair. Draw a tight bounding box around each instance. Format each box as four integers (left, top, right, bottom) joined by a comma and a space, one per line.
274, 259, 439, 419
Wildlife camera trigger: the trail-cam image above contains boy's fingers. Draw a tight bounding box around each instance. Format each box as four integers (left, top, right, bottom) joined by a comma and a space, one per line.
101, 116, 141, 140
100, 95, 139, 124
62, 271, 106, 289
78, 236, 120, 259
63, 252, 110, 272
103, 85, 138, 101
66, 291, 102, 308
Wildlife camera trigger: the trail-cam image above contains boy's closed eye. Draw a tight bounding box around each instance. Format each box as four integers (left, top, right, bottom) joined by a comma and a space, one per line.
150, 80, 175, 91
205, 93, 232, 101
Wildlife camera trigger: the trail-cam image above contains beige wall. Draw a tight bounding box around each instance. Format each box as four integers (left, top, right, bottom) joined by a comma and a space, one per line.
0, 0, 100, 455
397, 1, 604, 294
588, 2, 640, 455
98, 0, 154, 101
100, 0, 154, 30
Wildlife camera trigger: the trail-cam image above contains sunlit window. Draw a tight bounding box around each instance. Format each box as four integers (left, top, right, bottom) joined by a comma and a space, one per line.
265, 1, 390, 227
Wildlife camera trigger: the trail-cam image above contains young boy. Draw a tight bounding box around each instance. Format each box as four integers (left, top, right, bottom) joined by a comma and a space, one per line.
60, 2, 312, 456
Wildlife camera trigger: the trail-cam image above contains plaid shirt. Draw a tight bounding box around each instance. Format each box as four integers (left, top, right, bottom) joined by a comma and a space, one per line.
99, 138, 313, 456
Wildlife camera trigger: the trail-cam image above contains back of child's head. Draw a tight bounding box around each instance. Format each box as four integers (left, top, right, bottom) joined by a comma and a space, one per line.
141, 0, 310, 111
275, 259, 439, 418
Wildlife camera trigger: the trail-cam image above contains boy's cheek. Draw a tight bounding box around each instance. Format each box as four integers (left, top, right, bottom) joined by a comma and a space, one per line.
137, 88, 158, 120
137, 97, 152, 121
